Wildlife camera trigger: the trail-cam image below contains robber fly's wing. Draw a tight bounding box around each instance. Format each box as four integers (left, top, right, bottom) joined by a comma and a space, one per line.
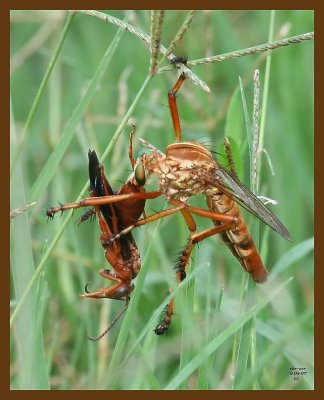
213, 166, 291, 241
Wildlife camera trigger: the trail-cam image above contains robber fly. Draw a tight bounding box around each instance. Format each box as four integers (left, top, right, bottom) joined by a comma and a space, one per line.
106, 73, 291, 334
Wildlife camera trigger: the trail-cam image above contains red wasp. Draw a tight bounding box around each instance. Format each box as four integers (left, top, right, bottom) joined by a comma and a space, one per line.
47, 128, 160, 340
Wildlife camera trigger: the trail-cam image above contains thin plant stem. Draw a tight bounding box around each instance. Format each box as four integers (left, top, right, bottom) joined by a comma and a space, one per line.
27, 20, 124, 204
78, 10, 210, 92
257, 12, 275, 193
162, 32, 314, 68
10, 12, 76, 176
150, 11, 164, 75
231, 11, 276, 389
250, 11, 275, 390
164, 10, 197, 59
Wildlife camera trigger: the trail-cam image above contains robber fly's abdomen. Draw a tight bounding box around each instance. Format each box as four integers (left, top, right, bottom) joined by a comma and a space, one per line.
207, 193, 268, 283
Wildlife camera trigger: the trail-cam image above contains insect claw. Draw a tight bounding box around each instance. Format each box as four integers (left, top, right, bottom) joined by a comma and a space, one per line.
154, 322, 171, 335
84, 283, 91, 293
170, 56, 188, 68
103, 235, 119, 246
154, 325, 167, 335
46, 209, 55, 220
177, 268, 186, 281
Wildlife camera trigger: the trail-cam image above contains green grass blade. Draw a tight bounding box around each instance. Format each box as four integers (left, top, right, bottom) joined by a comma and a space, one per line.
257, 10, 275, 193
10, 11, 75, 176
196, 284, 224, 389
165, 277, 293, 390
10, 103, 49, 389
27, 23, 124, 203
235, 307, 313, 389
270, 237, 314, 279
232, 318, 253, 389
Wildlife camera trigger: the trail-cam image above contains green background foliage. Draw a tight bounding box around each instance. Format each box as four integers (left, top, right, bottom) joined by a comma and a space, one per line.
10, 10, 313, 390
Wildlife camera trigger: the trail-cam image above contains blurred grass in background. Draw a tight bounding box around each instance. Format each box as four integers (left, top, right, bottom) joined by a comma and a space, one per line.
10, 10, 313, 390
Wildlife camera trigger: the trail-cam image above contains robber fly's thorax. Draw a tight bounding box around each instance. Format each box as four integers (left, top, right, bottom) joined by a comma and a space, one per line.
143, 141, 221, 200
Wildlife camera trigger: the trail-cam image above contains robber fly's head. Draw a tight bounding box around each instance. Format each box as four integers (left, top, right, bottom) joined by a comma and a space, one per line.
133, 138, 165, 187
134, 160, 146, 187
134, 150, 147, 187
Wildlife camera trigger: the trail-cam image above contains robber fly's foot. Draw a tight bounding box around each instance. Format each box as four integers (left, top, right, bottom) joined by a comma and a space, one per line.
46, 210, 55, 220
78, 208, 96, 225
154, 323, 169, 335
102, 234, 120, 247
46, 203, 65, 219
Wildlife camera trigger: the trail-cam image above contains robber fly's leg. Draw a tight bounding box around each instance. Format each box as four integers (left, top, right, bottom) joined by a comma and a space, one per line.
128, 124, 149, 218
155, 221, 235, 334
78, 208, 96, 225
102, 204, 189, 246
168, 73, 186, 142
223, 137, 238, 177
154, 205, 196, 335
46, 191, 161, 218
128, 124, 136, 170
154, 234, 195, 335
154, 200, 236, 335
103, 199, 236, 245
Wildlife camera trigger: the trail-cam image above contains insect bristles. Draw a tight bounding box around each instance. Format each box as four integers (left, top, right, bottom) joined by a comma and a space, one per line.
223, 137, 238, 177
154, 304, 173, 335
78, 208, 96, 226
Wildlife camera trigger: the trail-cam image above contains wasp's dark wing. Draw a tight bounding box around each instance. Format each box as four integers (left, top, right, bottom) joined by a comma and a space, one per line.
88, 150, 114, 197
88, 150, 134, 258
88, 150, 115, 225
212, 165, 291, 241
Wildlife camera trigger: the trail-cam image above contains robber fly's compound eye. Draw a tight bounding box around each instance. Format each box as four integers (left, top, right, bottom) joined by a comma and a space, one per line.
134, 162, 146, 187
